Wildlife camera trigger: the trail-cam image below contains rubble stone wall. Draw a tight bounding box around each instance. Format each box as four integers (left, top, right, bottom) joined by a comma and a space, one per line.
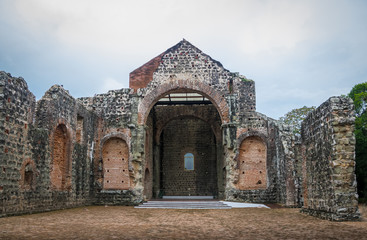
225, 112, 284, 204
301, 96, 359, 221
0, 72, 98, 217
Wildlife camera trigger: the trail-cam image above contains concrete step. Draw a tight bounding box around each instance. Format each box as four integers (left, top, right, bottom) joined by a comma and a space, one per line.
135, 200, 232, 209
162, 196, 214, 200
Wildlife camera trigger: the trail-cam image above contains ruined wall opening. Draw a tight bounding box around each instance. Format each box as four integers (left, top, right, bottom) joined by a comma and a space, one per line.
102, 137, 130, 190
24, 164, 33, 188
20, 159, 36, 190
51, 124, 70, 190
238, 136, 267, 190
143, 120, 154, 199
143, 168, 152, 199
76, 116, 84, 143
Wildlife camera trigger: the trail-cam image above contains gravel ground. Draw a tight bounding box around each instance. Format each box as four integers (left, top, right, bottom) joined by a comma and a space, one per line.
0, 204, 366, 240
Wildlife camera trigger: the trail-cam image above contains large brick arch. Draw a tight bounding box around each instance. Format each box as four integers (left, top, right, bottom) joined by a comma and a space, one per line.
138, 79, 230, 125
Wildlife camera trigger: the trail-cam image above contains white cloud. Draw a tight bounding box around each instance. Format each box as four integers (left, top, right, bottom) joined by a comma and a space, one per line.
1, 0, 366, 119
100, 77, 126, 93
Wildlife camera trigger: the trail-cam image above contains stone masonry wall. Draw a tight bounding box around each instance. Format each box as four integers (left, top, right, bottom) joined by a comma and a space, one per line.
0, 72, 99, 217
276, 124, 303, 207
225, 112, 282, 204
0, 72, 36, 216
78, 88, 144, 206
135, 39, 255, 125
301, 96, 359, 221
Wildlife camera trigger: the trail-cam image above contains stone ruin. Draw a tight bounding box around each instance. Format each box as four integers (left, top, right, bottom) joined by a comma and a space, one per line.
0, 39, 360, 220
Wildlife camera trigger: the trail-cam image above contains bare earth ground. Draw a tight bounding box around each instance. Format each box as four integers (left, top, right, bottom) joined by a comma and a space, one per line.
0, 205, 366, 240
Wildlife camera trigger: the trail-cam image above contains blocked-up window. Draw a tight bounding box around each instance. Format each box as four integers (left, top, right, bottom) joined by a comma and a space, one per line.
102, 137, 130, 190
238, 136, 267, 190
184, 153, 194, 170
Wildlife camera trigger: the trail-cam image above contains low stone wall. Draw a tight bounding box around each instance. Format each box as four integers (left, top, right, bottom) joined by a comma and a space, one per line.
301, 96, 360, 221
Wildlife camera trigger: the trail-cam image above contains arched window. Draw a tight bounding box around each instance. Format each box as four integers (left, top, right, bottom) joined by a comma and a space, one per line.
184, 153, 194, 170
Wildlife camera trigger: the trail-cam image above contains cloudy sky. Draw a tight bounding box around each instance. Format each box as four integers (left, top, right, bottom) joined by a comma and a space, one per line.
1, 0, 366, 119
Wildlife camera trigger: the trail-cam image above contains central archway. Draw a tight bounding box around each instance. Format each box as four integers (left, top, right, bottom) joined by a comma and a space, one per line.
142, 85, 226, 199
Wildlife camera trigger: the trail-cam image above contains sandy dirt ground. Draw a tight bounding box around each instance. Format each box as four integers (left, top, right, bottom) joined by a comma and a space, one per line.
0, 204, 366, 240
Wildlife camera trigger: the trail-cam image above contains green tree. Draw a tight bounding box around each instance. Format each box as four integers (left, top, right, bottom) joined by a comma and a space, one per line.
279, 106, 316, 135
349, 82, 367, 202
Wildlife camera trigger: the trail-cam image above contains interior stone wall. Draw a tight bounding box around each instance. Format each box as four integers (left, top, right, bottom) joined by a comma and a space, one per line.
161, 117, 217, 196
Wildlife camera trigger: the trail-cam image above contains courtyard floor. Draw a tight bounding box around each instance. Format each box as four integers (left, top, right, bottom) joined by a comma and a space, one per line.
0, 204, 366, 240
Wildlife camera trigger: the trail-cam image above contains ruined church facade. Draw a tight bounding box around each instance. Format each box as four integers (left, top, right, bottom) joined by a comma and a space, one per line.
0, 40, 360, 220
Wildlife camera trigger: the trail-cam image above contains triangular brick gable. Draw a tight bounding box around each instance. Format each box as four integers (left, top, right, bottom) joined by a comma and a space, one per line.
129, 39, 228, 91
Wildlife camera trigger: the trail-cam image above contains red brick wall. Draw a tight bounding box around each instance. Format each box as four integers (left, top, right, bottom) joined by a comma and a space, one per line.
129, 53, 164, 91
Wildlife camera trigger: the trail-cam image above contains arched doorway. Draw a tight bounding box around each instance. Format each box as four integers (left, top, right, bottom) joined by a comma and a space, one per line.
143, 90, 225, 199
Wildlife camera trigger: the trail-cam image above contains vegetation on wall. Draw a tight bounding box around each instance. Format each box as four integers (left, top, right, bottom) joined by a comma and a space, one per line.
348, 82, 367, 202
279, 106, 316, 135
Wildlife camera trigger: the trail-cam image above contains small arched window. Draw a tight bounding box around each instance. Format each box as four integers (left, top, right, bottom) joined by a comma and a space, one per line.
184, 153, 194, 170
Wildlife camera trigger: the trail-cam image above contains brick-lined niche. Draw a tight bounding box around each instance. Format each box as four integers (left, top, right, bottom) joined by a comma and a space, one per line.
239, 136, 267, 190
102, 137, 130, 190
50, 124, 70, 190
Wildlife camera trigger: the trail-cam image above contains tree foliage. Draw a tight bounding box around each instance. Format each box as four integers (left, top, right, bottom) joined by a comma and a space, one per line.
279, 106, 316, 135
349, 82, 367, 202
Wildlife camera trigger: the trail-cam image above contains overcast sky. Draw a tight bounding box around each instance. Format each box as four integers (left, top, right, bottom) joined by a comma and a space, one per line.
1, 0, 366, 119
